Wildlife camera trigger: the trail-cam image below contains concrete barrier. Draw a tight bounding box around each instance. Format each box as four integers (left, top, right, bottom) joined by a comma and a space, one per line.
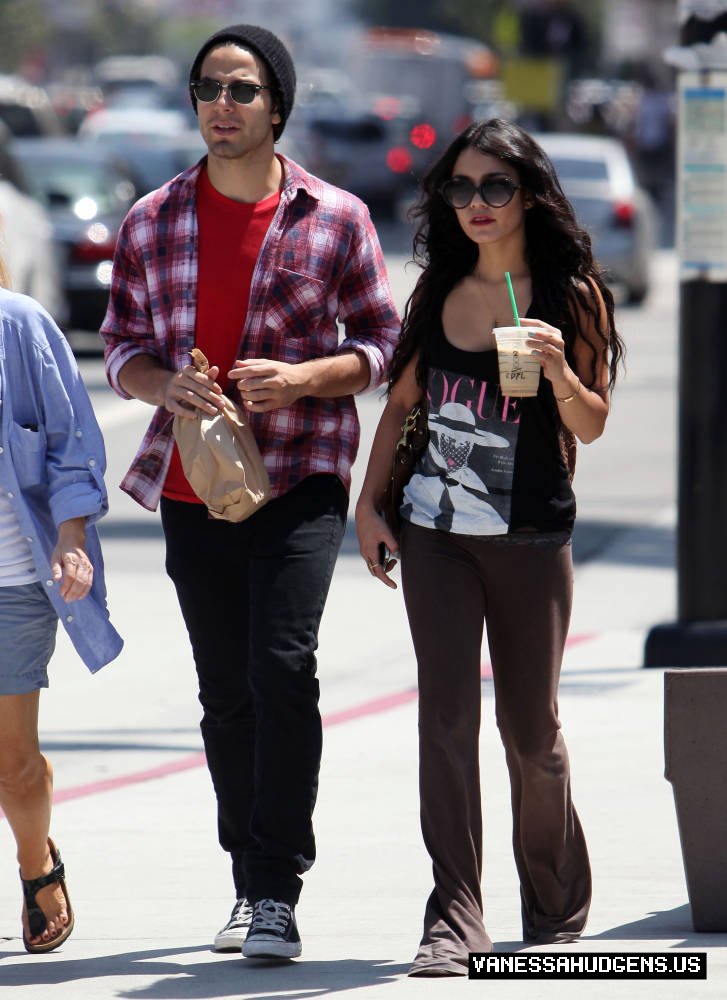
664, 668, 727, 931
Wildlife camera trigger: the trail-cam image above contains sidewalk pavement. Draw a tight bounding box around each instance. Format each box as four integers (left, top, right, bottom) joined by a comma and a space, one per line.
2, 508, 726, 1000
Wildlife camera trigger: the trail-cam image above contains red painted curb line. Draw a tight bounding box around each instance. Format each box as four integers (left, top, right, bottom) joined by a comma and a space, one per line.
1, 633, 595, 818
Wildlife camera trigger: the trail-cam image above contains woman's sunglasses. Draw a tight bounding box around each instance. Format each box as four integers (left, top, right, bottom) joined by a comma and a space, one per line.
439, 175, 521, 210
191, 78, 270, 105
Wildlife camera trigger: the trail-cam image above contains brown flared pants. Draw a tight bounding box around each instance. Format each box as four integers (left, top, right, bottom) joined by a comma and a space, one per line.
400, 522, 591, 974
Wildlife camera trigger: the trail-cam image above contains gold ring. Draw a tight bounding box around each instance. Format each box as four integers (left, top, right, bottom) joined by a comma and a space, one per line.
366, 558, 380, 574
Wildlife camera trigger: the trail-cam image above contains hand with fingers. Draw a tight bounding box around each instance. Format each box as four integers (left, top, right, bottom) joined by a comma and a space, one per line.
164, 362, 226, 419
356, 506, 400, 589
227, 357, 306, 413
525, 318, 586, 404
524, 318, 570, 382
51, 518, 94, 602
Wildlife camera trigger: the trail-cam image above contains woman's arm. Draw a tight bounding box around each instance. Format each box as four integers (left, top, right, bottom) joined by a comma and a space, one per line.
526, 280, 611, 444
354, 356, 423, 589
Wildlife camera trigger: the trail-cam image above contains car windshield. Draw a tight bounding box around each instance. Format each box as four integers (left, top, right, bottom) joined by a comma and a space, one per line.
0, 103, 44, 137
310, 118, 387, 142
15, 156, 134, 213
549, 157, 609, 182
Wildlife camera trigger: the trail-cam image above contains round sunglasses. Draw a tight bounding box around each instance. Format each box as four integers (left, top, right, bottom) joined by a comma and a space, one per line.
191, 78, 270, 105
439, 175, 521, 210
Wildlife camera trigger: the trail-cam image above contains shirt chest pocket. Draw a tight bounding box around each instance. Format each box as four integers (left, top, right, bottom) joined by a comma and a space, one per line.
9, 422, 47, 490
264, 268, 329, 340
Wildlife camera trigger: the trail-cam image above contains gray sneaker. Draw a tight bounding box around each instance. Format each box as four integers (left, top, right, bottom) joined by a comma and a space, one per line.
213, 898, 253, 952
241, 899, 302, 959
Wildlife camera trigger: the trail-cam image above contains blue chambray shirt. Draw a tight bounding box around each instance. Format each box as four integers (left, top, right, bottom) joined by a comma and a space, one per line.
0, 288, 123, 671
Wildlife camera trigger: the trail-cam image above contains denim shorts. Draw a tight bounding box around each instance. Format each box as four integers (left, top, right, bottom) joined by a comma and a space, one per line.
0, 582, 58, 695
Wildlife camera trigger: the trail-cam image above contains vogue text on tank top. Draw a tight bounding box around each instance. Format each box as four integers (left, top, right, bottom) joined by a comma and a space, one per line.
401, 299, 576, 536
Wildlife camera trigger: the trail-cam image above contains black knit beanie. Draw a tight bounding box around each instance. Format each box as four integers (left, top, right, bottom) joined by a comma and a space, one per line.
189, 24, 296, 141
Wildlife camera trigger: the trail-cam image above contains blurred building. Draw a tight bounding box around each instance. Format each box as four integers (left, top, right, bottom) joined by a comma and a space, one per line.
601, 0, 678, 73
520, 0, 590, 81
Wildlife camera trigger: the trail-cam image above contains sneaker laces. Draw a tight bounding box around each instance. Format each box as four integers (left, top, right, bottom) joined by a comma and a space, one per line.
250, 899, 292, 934
225, 898, 253, 930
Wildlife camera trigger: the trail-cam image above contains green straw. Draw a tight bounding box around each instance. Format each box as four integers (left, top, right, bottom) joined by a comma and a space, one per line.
505, 271, 520, 326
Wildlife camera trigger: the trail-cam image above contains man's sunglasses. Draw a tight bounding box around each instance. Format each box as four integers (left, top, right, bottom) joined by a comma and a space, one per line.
190, 78, 270, 105
439, 175, 521, 210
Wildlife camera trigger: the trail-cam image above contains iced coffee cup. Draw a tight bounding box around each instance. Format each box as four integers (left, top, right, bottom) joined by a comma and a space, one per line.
493, 326, 541, 398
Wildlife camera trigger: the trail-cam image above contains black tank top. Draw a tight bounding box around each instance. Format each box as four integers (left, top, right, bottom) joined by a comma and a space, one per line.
400, 297, 576, 536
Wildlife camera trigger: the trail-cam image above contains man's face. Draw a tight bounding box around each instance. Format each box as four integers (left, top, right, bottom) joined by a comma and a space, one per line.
196, 44, 281, 162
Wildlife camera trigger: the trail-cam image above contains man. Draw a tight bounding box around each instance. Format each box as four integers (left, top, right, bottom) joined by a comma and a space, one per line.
101, 24, 399, 960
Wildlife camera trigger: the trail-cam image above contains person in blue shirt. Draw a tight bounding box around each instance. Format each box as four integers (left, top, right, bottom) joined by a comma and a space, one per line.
0, 261, 122, 953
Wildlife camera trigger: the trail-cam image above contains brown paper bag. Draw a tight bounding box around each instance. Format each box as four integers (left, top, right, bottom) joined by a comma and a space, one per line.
172, 350, 271, 522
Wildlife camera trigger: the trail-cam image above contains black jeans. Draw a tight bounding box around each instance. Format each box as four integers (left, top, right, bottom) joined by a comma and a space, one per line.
161, 474, 348, 905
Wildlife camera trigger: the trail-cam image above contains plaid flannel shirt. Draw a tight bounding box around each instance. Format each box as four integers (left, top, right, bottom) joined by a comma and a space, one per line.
101, 156, 400, 511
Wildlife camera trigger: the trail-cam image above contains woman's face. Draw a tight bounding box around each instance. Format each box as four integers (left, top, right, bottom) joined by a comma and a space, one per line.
445, 146, 527, 248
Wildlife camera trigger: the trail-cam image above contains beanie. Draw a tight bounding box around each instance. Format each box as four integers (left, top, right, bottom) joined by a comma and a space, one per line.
189, 24, 296, 141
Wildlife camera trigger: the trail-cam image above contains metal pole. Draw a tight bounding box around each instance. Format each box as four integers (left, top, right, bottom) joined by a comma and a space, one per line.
645, 6, 727, 666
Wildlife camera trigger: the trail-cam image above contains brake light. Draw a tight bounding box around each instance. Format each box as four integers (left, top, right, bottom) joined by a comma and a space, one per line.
410, 123, 436, 150
386, 147, 413, 173
374, 95, 401, 120
612, 201, 635, 227
70, 223, 117, 263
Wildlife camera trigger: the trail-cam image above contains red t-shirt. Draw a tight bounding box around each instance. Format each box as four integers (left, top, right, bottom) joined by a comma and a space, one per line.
163, 167, 280, 502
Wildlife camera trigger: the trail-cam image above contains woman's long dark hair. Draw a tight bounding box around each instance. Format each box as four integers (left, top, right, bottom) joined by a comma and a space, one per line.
389, 118, 624, 393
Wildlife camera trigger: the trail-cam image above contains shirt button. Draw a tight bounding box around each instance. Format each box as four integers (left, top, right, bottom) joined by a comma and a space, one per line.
88, 458, 97, 468
75, 430, 82, 438
46, 579, 54, 587
7, 491, 14, 499
66, 615, 74, 623
25, 537, 33, 543
0, 446, 4, 454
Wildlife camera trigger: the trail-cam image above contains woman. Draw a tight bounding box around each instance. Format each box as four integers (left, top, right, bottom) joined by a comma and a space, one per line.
0, 259, 123, 953
356, 119, 624, 975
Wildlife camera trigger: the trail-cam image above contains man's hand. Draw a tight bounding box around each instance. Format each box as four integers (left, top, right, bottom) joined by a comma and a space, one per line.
164, 363, 226, 420
228, 358, 308, 413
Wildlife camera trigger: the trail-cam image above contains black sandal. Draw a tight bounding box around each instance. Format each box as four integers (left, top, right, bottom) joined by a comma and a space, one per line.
21, 838, 74, 954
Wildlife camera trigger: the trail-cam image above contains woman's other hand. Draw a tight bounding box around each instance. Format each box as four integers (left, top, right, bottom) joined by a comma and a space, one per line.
355, 503, 399, 590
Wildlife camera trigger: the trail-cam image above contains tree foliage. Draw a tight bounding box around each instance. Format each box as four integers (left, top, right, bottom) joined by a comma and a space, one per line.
348, 0, 603, 50
0, 0, 51, 74
87, 0, 162, 59
348, 0, 501, 39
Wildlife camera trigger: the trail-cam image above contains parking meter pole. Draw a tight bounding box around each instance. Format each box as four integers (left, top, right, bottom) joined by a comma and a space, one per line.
645, 10, 727, 667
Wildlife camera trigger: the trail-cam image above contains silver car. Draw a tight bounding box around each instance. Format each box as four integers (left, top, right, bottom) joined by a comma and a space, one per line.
536, 132, 657, 304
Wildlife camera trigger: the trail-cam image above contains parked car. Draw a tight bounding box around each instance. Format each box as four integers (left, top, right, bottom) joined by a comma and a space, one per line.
9, 137, 138, 334
536, 132, 656, 303
77, 105, 193, 141
88, 126, 304, 198
78, 129, 205, 196
0, 74, 65, 137
92, 54, 183, 111
0, 124, 65, 322
291, 68, 417, 216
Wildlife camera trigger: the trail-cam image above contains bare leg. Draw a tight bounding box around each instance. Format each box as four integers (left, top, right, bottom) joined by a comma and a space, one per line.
0, 692, 69, 947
